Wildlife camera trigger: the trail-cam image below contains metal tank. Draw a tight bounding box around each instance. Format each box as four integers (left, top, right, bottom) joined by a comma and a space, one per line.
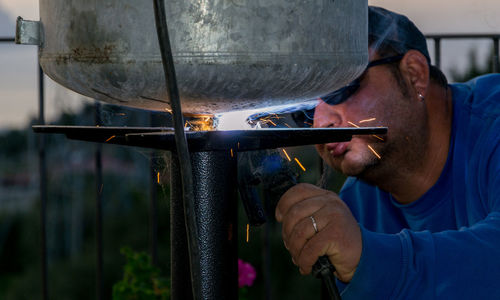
20, 0, 368, 115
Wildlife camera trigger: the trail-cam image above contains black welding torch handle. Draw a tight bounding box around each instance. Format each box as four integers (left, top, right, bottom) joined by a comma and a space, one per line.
312, 256, 342, 300
237, 150, 342, 299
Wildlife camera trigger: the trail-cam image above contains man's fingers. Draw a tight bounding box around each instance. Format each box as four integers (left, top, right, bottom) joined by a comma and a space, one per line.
275, 183, 330, 221
285, 204, 334, 264
281, 195, 326, 240
296, 230, 334, 274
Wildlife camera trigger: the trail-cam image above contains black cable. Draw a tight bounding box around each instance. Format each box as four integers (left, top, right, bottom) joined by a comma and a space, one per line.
152, 1, 201, 299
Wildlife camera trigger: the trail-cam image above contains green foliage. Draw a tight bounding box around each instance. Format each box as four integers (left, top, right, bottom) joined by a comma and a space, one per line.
0, 129, 27, 159
112, 247, 170, 300
449, 46, 497, 82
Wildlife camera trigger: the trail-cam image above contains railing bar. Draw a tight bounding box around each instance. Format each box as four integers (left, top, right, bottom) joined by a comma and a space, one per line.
95, 102, 104, 300
150, 112, 159, 266
433, 37, 441, 70
493, 37, 499, 73
426, 34, 500, 39
38, 59, 49, 300
150, 152, 159, 266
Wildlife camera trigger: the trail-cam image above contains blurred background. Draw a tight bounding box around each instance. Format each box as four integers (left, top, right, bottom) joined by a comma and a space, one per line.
0, 0, 499, 299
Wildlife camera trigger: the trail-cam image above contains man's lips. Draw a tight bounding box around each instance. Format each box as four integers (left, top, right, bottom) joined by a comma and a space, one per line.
326, 142, 348, 157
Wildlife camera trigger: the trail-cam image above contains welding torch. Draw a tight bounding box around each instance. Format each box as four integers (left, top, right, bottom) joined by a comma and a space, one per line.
238, 150, 342, 300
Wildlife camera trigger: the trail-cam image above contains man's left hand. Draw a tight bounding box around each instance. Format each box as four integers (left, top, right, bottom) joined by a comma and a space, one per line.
275, 183, 362, 283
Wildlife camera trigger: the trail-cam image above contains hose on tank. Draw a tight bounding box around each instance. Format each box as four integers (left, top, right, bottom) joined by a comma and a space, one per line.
152, 1, 201, 299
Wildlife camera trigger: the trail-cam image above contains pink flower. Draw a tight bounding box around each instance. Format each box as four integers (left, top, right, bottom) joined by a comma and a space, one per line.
238, 259, 256, 288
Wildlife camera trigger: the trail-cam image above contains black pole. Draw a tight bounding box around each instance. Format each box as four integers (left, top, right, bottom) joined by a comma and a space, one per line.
150, 157, 159, 265
38, 62, 48, 300
493, 37, 499, 73
170, 153, 193, 300
170, 151, 238, 300
95, 102, 103, 300
434, 37, 441, 69
149, 113, 160, 266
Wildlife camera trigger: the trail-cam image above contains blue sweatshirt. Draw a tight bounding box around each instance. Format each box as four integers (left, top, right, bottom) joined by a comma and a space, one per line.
337, 74, 500, 299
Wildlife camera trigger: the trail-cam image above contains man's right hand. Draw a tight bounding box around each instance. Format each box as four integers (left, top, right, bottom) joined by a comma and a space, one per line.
275, 183, 362, 283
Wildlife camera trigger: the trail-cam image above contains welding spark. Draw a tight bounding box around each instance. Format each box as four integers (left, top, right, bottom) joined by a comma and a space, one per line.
116, 113, 127, 116
284, 123, 291, 128
294, 158, 306, 171
105, 135, 116, 142
349, 120, 385, 142
367, 145, 382, 160
282, 149, 292, 161
304, 122, 313, 127
230, 148, 234, 157
246, 224, 250, 243
347, 121, 360, 128
165, 108, 173, 114
157, 172, 160, 184
268, 120, 277, 127
359, 118, 376, 123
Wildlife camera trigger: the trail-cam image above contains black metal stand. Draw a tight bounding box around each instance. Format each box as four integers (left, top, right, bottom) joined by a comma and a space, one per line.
171, 151, 238, 300
33, 125, 387, 299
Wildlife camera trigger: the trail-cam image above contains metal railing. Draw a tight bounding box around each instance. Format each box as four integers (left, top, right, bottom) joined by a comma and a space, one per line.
2, 33, 500, 299
1, 36, 160, 300
426, 34, 500, 73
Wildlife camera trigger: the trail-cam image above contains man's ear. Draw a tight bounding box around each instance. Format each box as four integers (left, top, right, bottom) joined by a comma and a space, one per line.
399, 50, 430, 98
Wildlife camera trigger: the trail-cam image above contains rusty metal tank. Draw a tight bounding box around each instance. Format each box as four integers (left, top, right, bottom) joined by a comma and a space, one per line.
22, 0, 368, 115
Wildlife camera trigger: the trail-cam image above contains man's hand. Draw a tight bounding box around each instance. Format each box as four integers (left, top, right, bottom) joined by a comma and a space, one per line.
275, 183, 362, 283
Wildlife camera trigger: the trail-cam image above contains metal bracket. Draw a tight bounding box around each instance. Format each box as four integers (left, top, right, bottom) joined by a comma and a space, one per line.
16, 17, 42, 45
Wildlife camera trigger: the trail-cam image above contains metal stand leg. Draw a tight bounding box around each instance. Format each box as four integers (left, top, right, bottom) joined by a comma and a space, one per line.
171, 151, 238, 299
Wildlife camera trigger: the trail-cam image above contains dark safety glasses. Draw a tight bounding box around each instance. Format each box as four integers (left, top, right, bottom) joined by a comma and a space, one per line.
320, 54, 404, 106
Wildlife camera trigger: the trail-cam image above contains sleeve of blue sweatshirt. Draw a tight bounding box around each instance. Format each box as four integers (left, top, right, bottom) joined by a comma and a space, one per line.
340, 140, 500, 299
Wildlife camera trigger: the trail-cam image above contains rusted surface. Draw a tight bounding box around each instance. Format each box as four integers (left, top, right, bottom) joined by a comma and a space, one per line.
55, 45, 117, 64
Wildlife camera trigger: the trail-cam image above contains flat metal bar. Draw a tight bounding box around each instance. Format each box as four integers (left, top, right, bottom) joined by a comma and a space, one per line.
426, 33, 500, 39
126, 127, 387, 152
32, 125, 174, 146
0, 37, 15, 42
32, 126, 387, 152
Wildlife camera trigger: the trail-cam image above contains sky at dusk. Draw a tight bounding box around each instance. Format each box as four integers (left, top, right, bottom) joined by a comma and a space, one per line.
0, 0, 499, 129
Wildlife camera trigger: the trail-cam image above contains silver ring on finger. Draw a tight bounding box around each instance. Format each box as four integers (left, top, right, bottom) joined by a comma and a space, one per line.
310, 215, 318, 233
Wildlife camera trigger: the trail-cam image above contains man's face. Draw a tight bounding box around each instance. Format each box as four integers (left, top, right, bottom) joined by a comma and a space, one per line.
313, 56, 427, 180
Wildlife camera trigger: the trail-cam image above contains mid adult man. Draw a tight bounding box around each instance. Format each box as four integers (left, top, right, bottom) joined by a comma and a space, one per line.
276, 6, 500, 299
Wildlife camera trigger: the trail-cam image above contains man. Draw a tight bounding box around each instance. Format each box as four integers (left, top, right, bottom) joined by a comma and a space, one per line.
276, 6, 500, 299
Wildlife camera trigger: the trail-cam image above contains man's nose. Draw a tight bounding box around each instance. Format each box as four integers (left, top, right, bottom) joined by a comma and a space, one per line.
313, 101, 343, 128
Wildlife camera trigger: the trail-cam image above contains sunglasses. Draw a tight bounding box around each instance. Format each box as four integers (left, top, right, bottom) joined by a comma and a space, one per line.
320, 54, 404, 106
292, 54, 404, 127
